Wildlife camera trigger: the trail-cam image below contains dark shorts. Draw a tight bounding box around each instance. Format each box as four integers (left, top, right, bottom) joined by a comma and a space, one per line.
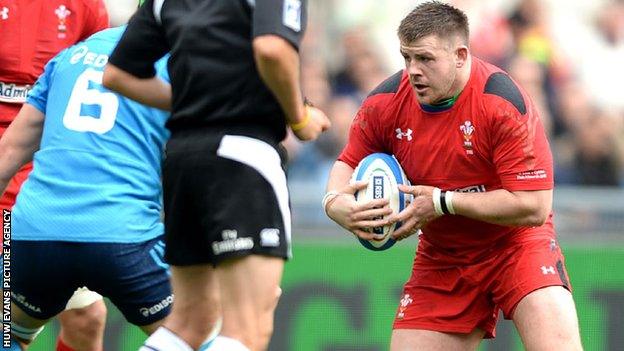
11, 236, 172, 326
393, 233, 571, 338
163, 133, 292, 266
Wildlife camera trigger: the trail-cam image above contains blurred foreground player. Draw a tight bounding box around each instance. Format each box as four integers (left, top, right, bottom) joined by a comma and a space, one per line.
324, 2, 582, 350
104, 0, 330, 350
0, 1, 109, 350
0, 26, 173, 350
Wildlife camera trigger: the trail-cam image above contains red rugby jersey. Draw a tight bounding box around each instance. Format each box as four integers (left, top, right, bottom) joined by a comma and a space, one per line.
0, 0, 108, 124
339, 56, 555, 263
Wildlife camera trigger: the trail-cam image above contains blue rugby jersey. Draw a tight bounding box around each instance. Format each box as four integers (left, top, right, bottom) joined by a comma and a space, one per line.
12, 26, 170, 243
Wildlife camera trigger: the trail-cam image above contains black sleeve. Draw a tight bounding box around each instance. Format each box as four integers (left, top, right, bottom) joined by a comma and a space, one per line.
253, 0, 307, 50
109, 0, 169, 78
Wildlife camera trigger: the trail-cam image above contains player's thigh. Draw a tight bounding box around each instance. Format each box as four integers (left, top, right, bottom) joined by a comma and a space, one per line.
10, 302, 50, 329
216, 255, 284, 330
11, 241, 78, 322
391, 328, 485, 351
86, 237, 172, 329
513, 286, 582, 351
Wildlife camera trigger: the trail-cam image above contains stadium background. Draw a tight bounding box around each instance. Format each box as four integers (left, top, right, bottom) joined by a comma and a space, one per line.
29, 0, 624, 349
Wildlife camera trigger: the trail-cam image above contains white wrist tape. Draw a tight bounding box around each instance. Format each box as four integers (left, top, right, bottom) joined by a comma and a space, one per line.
432, 187, 444, 216
322, 191, 340, 214
444, 190, 456, 215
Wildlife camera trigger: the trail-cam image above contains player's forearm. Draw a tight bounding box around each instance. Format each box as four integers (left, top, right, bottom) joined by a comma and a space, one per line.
451, 188, 552, 227
253, 35, 306, 125
326, 161, 355, 192
0, 104, 44, 193
102, 64, 171, 111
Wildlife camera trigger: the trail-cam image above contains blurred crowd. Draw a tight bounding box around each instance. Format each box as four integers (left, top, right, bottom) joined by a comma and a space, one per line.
104, 0, 624, 188
285, 0, 624, 188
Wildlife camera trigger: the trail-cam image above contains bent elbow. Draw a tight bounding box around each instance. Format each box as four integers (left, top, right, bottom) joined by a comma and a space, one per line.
253, 35, 293, 64
522, 206, 551, 227
102, 65, 122, 92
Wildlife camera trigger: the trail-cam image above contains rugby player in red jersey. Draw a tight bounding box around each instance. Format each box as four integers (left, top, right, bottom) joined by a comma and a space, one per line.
0, 2, 108, 350
324, 2, 583, 350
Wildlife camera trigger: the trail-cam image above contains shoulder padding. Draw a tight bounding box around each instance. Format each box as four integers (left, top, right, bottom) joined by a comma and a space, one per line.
367, 70, 403, 97
483, 72, 527, 115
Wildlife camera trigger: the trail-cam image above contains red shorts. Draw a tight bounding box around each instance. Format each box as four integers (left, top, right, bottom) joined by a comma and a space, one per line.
393, 232, 571, 338
0, 125, 33, 210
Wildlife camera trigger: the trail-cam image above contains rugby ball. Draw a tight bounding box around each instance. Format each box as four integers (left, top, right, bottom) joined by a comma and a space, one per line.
351, 153, 411, 251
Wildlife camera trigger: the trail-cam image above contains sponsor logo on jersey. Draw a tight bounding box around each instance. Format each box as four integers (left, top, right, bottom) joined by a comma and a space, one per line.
55, 5, 71, 39
454, 184, 486, 193
395, 128, 413, 141
11, 293, 42, 313
260, 228, 280, 247
516, 170, 547, 180
213, 230, 254, 255
0, 82, 32, 104
139, 294, 174, 317
460, 120, 475, 154
283, 0, 302, 32
1, 7, 9, 20
397, 293, 413, 320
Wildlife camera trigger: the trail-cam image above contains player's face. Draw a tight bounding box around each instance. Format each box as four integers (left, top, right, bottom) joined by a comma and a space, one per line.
400, 35, 462, 105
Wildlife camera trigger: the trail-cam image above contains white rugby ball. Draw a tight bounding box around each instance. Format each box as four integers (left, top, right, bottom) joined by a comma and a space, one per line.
351, 153, 411, 251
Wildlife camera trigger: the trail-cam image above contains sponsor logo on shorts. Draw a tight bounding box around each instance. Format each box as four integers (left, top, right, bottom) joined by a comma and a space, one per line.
541, 265, 555, 275
213, 230, 254, 255
11, 293, 41, 313
549, 239, 557, 251
139, 294, 174, 317
397, 294, 413, 320
0, 82, 32, 104
1, 7, 9, 20
260, 228, 280, 247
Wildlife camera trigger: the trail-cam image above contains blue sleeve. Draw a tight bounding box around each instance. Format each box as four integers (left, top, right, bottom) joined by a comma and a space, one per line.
26, 49, 68, 113
155, 54, 170, 83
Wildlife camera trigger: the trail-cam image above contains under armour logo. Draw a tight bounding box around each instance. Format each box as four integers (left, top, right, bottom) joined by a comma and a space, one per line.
396, 128, 413, 141
1, 7, 9, 20
541, 265, 555, 275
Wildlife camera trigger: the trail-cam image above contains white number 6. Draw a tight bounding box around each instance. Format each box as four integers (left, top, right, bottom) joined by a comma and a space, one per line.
63, 68, 119, 134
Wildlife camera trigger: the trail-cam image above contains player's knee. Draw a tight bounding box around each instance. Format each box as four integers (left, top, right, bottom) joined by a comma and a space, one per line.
61, 299, 107, 336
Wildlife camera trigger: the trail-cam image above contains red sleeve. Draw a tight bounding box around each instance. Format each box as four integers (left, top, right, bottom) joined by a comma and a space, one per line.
81, 0, 109, 40
489, 98, 553, 191
337, 95, 387, 169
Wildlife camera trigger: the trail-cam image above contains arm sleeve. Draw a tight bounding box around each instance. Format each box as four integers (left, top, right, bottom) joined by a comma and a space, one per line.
25, 50, 67, 113
490, 99, 554, 191
81, 0, 109, 40
337, 96, 386, 169
253, 0, 307, 50
108, 0, 169, 78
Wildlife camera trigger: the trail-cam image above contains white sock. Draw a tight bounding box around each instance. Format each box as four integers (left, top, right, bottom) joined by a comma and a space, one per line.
139, 327, 193, 351
200, 336, 250, 351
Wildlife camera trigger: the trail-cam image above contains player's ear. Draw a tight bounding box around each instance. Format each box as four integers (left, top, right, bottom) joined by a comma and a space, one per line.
455, 45, 468, 68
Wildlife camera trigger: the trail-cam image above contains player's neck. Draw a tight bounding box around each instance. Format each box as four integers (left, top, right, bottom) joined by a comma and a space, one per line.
421, 56, 471, 112
449, 54, 472, 100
